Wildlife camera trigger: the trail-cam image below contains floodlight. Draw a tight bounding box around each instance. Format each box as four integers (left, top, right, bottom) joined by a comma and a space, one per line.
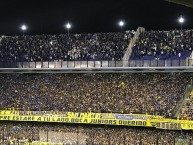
119, 21, 125, 27
178, 15, 185, 31
178, 17, 184, 24
21, 25, 27, 31
66, 23, 71, 29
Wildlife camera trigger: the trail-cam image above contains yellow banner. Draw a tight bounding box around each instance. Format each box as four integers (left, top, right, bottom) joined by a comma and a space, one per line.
150, 118, 193, 130
0, 114, 148, 127
0, 110, 163, 120
181, 123, 193, 130
2, 110, 193, 130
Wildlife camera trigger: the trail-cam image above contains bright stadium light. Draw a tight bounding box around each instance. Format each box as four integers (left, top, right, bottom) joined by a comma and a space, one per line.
66, 23, 71, 30
65, 22, 72, 48
119, 21, 124, 27
21, 25, 27, 31
20, 24, 27, 36
65, 22, 72, 37
118, 20, 125, 32
178, 15, 185, 31
179, 17, 184, 23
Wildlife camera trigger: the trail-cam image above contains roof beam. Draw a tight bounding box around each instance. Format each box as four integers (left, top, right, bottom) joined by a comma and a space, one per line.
164, 0, 193, 8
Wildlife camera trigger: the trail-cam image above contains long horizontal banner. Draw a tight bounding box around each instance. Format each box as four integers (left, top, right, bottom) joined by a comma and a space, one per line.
0, 110, 163, 120
0, 115, 148, 127
1, 110, 193, 130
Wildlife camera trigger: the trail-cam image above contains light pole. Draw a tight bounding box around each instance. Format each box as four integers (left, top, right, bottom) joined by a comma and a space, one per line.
178, 15, 184, 31
20, 24, 27, 36
65, 22, 71, 38
65, 22, 72, 49
118, 20, 125, 32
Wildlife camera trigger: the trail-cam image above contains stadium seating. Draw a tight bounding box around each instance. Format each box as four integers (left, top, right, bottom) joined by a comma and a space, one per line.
1, 29, 193, 145
130, 30, 193, 60
1, 29, 193, 66
0, 32, 133, 62
0, 73, 191, 117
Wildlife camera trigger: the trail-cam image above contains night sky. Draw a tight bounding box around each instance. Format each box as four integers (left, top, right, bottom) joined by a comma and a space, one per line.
0, 0, 193, 35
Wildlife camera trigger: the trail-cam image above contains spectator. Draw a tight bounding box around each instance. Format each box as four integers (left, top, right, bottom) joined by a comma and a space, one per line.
0, 31, 134, 62
131, 30, 193, 60
0, 73, 191, 117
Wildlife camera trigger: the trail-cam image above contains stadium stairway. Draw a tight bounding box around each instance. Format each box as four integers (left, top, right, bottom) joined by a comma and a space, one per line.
122, 27, 145, 67
174, 79, 193, 118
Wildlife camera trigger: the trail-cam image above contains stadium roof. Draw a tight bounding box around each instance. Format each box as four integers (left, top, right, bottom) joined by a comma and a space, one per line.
164, 0, 193, 8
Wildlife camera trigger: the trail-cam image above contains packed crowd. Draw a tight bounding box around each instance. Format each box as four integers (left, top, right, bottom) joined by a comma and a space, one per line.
0, 31, 133, 62
0, 122, 193, 145
131, 30, 193, 60
0, 73, 191, 117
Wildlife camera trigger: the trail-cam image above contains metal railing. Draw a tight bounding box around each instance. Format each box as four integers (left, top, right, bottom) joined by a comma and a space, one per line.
0, 59, 192, 69
0, 59, 188, 68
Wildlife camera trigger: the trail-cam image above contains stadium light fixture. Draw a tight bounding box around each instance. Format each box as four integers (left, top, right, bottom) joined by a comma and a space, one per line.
178, 17, 184, 23
65, 22, 72, 48
65, 22, 72, 37
178, 15, 184, 31
118, 20, 125, 32
21, 25, 27, 31
119, 21, 124, 27
20, 24, 27, 36
66, 23, 71, 30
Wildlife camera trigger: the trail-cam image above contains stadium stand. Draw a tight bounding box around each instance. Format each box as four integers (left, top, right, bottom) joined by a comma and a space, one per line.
0, 123, 193, 144
0, 32, 133, 62
1, 29, 193, 145
0, 73, 191, 117
1, 29, 193, 68
130, 30, 193, 60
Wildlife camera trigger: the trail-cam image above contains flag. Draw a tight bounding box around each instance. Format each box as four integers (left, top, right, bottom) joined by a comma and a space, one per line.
118, 82, 125, 88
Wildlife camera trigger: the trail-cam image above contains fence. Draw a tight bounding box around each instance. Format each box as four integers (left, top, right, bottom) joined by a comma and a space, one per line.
0, 59, 192, 69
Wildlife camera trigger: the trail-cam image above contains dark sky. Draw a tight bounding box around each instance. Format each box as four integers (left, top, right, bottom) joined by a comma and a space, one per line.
0, 0, 193, 35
